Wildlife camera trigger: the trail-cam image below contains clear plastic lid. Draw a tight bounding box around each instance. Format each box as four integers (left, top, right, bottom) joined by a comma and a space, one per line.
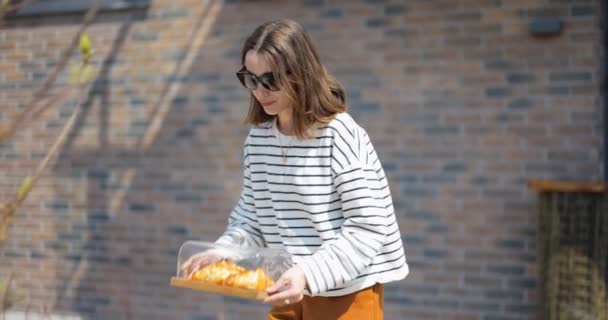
171, 240, 292, 299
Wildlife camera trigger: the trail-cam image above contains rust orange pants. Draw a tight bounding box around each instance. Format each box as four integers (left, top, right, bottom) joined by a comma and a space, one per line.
268, 283, 384, 320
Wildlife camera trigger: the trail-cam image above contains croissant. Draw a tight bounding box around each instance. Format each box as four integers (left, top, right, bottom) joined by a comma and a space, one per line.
190, 260, 246, 284
189, 260, 275, 292
224, 267, 275, 291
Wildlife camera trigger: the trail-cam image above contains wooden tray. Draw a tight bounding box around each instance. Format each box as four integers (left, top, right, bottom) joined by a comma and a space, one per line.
170, 277, 268, 300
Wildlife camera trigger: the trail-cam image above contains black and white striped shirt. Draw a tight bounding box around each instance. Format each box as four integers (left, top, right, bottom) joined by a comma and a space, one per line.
216, 112, 409, 297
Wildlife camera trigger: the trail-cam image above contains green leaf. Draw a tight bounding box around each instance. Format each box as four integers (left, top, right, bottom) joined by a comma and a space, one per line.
79, 33, 93, 62
69, 63, 95, 85
17, 176, 32, 202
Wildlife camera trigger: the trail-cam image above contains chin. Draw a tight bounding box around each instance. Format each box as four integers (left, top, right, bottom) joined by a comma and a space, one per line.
262, 107, 278, 116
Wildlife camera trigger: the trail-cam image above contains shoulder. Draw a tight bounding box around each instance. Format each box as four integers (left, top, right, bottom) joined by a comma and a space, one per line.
246, 122, 274, 140
242, 122, 274, 154
324, 112, 363, 139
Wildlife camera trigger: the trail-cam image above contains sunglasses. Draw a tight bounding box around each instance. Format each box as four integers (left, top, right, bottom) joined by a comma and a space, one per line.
236, 67, 279, 91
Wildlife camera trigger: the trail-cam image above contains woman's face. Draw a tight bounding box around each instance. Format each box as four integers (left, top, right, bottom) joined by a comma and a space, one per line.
243, 50, 292, 118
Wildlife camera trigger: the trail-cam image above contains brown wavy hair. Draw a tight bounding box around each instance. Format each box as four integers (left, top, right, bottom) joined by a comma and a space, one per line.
240, 19, 346, 139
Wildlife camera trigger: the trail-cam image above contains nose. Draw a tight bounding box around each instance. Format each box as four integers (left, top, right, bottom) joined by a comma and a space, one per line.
253, 86, 270, 98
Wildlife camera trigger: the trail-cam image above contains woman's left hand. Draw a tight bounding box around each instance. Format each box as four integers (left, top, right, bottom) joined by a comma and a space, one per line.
263, 265, 307, 306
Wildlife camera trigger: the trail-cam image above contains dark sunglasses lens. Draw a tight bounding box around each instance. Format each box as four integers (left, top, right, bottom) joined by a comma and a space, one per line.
260, 74, 278, 91
242, 74, 258, 90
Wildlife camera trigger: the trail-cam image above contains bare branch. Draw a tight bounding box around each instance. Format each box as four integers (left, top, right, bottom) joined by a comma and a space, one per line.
0, 0, 102, 242
0, 0, 103, 143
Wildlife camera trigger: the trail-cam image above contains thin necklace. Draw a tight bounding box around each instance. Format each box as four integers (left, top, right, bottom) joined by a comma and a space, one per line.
277, 132, 293, 163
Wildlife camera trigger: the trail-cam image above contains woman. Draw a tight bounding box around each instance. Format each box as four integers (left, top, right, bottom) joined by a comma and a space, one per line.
187, 19, 408, 320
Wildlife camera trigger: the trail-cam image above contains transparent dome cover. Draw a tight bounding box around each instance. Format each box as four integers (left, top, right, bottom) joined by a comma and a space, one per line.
171, 240, 293, 300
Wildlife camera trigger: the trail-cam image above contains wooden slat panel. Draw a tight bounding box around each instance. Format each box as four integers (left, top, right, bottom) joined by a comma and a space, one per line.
529, 180, 607, 193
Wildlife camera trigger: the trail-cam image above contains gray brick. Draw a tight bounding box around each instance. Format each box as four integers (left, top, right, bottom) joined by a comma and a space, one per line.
508, 98, 534, 109
485, 87, 510, 97
401, 235, 426, 245
191, 118, 209, 127
46, 200, 70, 210
352, 102, 381, 113
131, 31, 158, 42
172, 96, 189, 106
321, 8, 343, 18
571, 111, 596, 122
175, 192, 201, 201
486, 264, 525, 275
422, 298, 459, 309
303, 0, 324, 7
167, 225, 189, 235
385, 295, 416, 304
3, 250, 24, 258
571, 6, 595, 16
130, 97, 146, 106
508, 278, 537, 290
424, 126, 460, 136
504, 303, 536, 314
422, 174, 457, 184
385, 4, 405, 15
402, 284, 439, 296
443, 162, 467, 173
495, 239, 525, 249
366, 18, 385, 28
506, 73, 535, 84
422, 99, 466, 109
484, 289, 524, 301
423, 249, 448, 258
401, 186, 435, 197
525, 7, 568, 17
427, 224, 448, 233
30, 250, 46, 259
128, 203, 156, 213
384, 28, 409, 38
445, 36, 481, 47
549, 71, 592, 82
545, 86, 570, 95
176, 128, 194, 138
462, 302, 500, 312
484, 60, 509, 70
548, 150, 591, 161
446, 12, 481, 22
153, 7, 190, 19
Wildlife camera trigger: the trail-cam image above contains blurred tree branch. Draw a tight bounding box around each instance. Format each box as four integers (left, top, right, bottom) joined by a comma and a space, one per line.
0, 0, 102, 144
0, 0, 103, 313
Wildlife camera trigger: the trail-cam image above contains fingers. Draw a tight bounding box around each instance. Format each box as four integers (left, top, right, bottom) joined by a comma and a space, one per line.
263, 289, 302, 306
181, 254, 208, 277
180, 258, 194, 277
264, 275, 301, 305
266, 276, 288, 295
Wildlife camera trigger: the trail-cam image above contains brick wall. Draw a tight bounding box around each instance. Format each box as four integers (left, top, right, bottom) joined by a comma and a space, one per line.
0, 0, 603, 319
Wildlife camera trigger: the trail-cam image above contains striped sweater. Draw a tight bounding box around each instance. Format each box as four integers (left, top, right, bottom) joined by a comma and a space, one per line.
216, 112, 408, 296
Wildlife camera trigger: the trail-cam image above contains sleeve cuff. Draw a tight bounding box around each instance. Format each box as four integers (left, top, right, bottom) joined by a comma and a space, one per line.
296, 258, 321, 296
214, 235, 235, 246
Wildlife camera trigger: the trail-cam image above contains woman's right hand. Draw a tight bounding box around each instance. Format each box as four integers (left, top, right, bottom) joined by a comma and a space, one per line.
180, 251, 223, 278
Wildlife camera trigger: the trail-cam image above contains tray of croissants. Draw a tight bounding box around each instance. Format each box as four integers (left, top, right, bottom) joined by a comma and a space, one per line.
171, 241, 292, 300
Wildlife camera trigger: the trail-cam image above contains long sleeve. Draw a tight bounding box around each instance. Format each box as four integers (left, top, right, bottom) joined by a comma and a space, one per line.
229, 114, 408, 296
215, 140, 265, 249
296, 127, 394, 295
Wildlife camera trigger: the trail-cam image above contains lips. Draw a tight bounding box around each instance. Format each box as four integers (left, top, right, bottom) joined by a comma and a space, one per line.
260, 101, 276, 107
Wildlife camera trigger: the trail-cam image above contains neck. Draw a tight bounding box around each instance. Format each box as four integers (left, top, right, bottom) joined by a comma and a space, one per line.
277, 111, 294, 136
